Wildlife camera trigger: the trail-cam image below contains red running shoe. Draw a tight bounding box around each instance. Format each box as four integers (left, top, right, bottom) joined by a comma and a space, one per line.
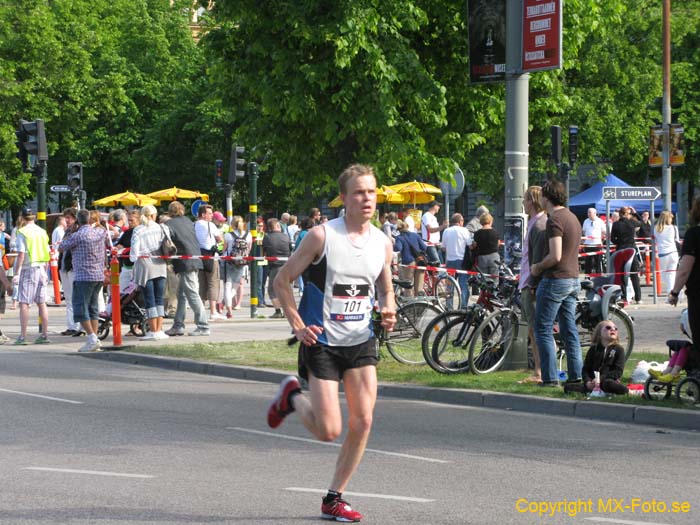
267, 375, 301, 428
321, 498, 363, 522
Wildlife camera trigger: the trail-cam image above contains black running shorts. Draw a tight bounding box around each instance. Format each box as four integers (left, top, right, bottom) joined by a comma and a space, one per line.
298, 338, 378, 382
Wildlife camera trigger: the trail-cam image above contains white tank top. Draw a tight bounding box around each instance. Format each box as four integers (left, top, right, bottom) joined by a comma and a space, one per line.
298, 217, 386, 346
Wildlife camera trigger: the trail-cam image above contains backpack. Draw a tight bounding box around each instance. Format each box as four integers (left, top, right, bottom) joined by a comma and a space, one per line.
229, 231, 249, 265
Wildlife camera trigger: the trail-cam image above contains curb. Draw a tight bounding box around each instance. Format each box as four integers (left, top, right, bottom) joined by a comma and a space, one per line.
78, 351, 700, 432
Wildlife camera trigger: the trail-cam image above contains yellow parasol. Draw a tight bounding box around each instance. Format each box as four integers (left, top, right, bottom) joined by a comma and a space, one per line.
93, 191, 158, 207
328, 185, 404, 208
385, 181, 443, 206
146, 186, 210, 204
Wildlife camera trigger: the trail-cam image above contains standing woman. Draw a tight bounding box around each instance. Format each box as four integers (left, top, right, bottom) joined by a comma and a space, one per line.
653, 211, 680, 295
130, 205, 168, 340
223, 216, 252, 316
471, 212, 500, 278
669, 197, 700, 354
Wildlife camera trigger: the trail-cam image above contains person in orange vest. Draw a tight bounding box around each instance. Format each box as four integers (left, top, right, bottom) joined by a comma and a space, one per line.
13, 208, 51, 345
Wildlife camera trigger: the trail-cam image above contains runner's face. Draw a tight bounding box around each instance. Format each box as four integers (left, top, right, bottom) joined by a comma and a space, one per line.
342, 175, 377, 220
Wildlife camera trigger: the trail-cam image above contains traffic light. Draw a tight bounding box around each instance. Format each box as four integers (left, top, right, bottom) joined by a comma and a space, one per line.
550, 125, 562, 167
568, 125, 579, 165
229, 144, 245, 183
67, 162, 83, 191
215, 159, 224, 187
15, 119, 48, 172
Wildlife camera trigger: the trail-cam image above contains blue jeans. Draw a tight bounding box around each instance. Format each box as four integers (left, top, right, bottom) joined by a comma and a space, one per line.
446, 259, 469, 309
425, 245, 442, 265
534, 277, 582, 383
72, 281, 103, 323
141, 277, 166, 320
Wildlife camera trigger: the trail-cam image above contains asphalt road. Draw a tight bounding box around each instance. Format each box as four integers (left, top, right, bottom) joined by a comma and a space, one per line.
1, 347, 698, 524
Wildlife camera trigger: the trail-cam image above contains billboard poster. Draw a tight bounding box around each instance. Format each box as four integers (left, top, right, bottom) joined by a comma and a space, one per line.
648, 126, 663, 167
649, 124, 685, 167
669, 123, 685, 167
468, 0, 506, 84
522, 0, 562, 72
503, 214, 526, 273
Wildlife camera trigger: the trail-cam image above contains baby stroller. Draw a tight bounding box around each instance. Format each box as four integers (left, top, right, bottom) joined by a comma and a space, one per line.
644, 309, 700, 405
97, 282, 149, 340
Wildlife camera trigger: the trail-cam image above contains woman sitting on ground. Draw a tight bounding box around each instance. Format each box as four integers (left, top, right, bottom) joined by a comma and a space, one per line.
564, 320, 629, 395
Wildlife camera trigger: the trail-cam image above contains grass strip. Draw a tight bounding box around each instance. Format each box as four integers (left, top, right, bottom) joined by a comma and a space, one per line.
127, 343, 694, 409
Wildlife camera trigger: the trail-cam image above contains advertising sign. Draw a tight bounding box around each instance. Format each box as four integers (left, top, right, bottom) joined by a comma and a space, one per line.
648, 124, 685, 167
669, 123, 685, 167
522, 0, 562, 72
648, 125, 663, 167
467, 0, 506, 83
503, 214, 526, 273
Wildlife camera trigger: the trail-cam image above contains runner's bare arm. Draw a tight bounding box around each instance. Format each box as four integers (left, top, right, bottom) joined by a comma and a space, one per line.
273, 226, 325, 344
375, 236, 397, 331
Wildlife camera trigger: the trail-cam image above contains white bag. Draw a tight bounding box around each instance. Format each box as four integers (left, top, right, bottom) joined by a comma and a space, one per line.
630, 360, 668, 384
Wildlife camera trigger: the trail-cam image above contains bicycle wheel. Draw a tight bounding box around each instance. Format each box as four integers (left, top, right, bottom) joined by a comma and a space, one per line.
421, 310, 466, 371
469, 309, 518, 374
434, 273, 462, 311
385, 302, 441, 365
430, 310, 482, 374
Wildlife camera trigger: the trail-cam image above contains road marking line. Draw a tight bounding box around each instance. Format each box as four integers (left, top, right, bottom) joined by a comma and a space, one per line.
228, 427, 449, 464
0, 388, 83, 404
584, 517, 672, 525
285, 487, 434, 503
23, 467, 154, 479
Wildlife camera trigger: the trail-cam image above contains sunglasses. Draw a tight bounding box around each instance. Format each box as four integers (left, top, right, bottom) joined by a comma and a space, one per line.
604, 326, 618, 331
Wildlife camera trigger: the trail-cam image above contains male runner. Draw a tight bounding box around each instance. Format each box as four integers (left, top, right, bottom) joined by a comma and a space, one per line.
270, 164, 396, 522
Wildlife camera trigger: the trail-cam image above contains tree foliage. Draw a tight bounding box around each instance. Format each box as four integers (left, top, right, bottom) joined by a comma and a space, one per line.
1, 0, 698, 215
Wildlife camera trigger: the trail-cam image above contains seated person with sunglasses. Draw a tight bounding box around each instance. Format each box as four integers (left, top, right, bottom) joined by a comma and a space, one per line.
564, 321, 629, 396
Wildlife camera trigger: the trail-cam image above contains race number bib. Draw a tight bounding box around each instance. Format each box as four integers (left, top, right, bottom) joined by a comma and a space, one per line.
330, 283, 371, 322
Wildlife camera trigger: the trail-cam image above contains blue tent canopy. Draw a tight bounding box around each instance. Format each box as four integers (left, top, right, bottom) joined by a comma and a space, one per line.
569, 174, 675, 216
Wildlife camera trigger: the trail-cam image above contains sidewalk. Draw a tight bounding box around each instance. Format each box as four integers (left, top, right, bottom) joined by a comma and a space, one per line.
2, 285, 697, 432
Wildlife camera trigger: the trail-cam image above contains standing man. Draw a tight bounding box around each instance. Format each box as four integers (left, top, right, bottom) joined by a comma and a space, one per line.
279, 212, 291, 235
530, 180, 583, 387
517, 186, 548, 384
262, 218, 292, 319
0, 258, 12, 344
164, 201, 211, 337
402, 206, 416, 232
13, 208, 51, 345
581, 208, 606, 275
466, 205, 489, 234
441, 213, 472, 308
270, 164, 396, 522
58, 209, 112, 352
195, 205, 224, 320
420, 199, 443, 264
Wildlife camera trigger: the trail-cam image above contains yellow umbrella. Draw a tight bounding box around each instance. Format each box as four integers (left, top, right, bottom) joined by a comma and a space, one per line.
93, 191, 158, 207
146, 186, 210, 204
328, 185, 403, 208
386, 181, 442, 205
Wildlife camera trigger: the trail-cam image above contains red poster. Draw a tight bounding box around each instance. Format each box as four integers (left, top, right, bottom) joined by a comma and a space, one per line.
522, 0, 562, 72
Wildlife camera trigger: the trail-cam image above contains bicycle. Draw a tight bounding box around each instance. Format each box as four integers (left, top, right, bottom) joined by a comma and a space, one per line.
373, 279, 443, 365
419, 263, 463, 311
426, 266, 520, 374
554, 279, 635, 374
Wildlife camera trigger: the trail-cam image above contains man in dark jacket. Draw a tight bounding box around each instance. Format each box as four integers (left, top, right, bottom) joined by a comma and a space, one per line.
263, 218, 292, 318
610, 206, 642, 304
164, 201, 210, 336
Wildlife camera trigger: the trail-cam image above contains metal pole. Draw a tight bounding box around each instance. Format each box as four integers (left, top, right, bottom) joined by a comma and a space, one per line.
502, 0, 529, 371
661, 0, 672, 212
225, 184, 233, 226
36, 163, 48, 229
605, 200, 611, 272
650, 200, 657, 305
248, 162, 259, 319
